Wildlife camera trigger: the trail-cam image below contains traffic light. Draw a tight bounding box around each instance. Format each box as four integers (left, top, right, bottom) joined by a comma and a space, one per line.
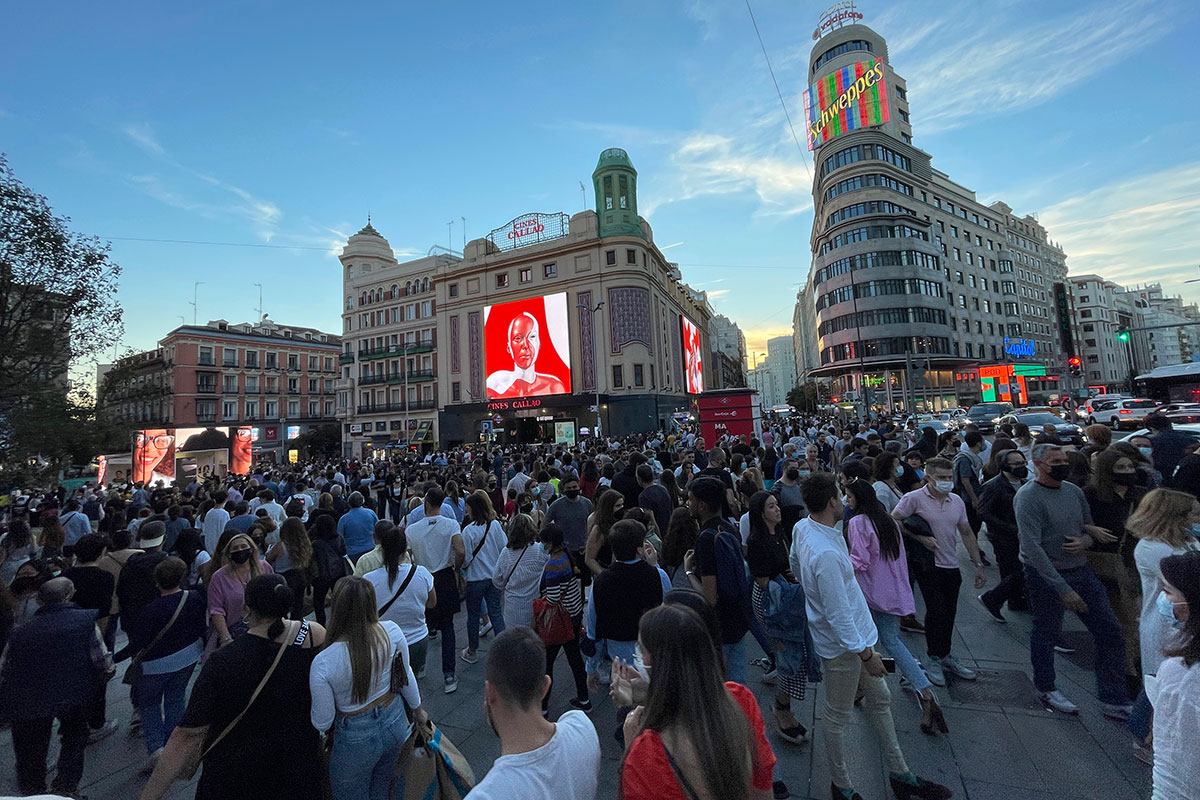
1117, 329, 1131, 342
1068, 355, 1081, 377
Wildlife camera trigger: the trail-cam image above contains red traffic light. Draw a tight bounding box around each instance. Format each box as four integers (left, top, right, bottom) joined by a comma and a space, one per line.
1068, 356, 1081, 367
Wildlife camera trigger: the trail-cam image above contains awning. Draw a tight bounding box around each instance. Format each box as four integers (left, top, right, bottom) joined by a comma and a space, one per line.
1135, 362, 1200, 381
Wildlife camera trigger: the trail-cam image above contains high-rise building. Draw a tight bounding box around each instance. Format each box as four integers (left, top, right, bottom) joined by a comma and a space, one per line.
709, 313, 748, 388
1068, 275, 1143, 390
765, 335, 798, 405
804, 19, 1073, 411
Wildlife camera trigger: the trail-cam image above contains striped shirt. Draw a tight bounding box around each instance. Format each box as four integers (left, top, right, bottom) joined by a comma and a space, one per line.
539, 550, 584, 617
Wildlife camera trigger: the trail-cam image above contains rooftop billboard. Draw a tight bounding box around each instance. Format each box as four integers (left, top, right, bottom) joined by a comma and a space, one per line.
802, 57, 890, 151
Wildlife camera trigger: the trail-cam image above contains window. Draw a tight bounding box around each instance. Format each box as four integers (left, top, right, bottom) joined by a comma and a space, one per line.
953, 248, 961, 261
198, 346, 214, 366
496, 273, 509, 288
245, 350, 258, 368
612, 364, 623, 388
288, 354, 299, 370
223, 400, 237, 420
626, 249, 637, 265
324, 400, 334, 416
266, 376, 278, 392
223, 375, 238, 393
421, 301, 431, 317
324, 357, 333, 372
222, 349, 237, 367
955, 271, 964, 284
519, 267, 532, 283
246, 400, 258, 419
605, 250, 616, 266
452, 382, 461, 402
898, 108, 909, 123
196, 400, 217, 423
969, 274, 977, 288
543, 263, 557, 278
633, 364, 644, 387
287, 401, 299, 417
813, 39, 873, 70
308, 378, 318, 393
265, 400, 277, 417
246, 376, 259, 393
449, 283, 458, 298
308, 355, 318, 371
288, 377, 299, 393
901, 133, 912, 144
309, 401, 319, 417
197, 373, 217, 393
897, 86, 907, 100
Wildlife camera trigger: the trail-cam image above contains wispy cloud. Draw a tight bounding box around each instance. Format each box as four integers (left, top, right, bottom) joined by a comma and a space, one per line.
122, 123, 164, 156
660, 241, 685, 250
1040, 161, 1200, 296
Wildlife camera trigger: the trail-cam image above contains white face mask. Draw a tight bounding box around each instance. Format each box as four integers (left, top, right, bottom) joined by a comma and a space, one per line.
933, 480, 955, 494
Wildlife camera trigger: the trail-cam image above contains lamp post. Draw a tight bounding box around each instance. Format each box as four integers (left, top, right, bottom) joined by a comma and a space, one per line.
577, 300, 605, 438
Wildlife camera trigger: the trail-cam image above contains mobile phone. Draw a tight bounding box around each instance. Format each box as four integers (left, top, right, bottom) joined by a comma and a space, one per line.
881, 657, 896, 674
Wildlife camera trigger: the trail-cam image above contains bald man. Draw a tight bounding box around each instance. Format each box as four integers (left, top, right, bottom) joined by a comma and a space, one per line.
486, 313, 567, 398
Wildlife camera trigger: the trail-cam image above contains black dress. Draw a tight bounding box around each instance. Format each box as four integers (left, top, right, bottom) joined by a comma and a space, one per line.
178, 627, 322, 799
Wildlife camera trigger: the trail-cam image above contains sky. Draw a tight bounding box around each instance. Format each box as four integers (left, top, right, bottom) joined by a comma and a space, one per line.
3, 0, 1200, 367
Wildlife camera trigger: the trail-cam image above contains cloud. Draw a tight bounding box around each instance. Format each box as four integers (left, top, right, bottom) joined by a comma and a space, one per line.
706, 288, 730, 300
1039, 161, 1200, 298
122, 123, 165, 156
742, 325, 794, 362
882, 0, 1178, 134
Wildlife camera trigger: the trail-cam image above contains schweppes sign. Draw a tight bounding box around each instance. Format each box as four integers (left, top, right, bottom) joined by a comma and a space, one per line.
802, 58, 891, 151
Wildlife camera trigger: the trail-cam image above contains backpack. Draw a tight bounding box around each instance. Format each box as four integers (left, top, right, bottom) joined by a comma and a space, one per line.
708, 519, 751, 613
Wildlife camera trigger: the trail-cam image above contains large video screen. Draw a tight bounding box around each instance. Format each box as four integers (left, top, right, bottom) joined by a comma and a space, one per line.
484, 292, 572, 399
682, 316, 704, 394
132, 426, 253, 485
802, 57, 890, 151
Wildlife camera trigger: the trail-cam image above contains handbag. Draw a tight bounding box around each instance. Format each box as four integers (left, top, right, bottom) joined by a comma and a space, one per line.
394, 720, 476, 800
122, 591, 189, 686
532, 596, 574, 646
182, 620, 297, 779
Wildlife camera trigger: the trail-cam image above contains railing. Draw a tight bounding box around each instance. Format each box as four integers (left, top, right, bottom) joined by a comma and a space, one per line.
358, 370, 437, 386
339, 353, 355, 364
357, 339, 436, 360
356, 400, 437, 414
196, 385, 217, 394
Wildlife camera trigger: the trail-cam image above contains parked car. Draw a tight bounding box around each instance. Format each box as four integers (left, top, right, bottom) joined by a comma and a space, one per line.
1090, 398, 1161, 430
997, 412, 1084, 446
953, 402, 1014, 434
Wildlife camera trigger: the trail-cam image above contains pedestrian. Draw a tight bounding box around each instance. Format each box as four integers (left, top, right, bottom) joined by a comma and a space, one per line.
1015, 443, 1131, 718
0, 518, 37, 585
1147, 550, 1200, 798
0, 577, 113, 797
791, 473, 951, 800
266, 517, 314, 620
117, 521, 172, 634
309, 576, 427, 800
406, 486, 465, 694
460, 491, 507, 664
978, 448, 1031, 621
469, 627, 600, 799
58, 498, 92, 557
62, 533, 118, 742
310, 513, 349, 625
536, 523, 590, 714
364, 524, 435, 679
337, 491, 379, 562
140, 574, 326, 800
584, 490, 623, 576
494, 513, 549, 629
206, 532, 273, 651
1146, 414, 1192, 483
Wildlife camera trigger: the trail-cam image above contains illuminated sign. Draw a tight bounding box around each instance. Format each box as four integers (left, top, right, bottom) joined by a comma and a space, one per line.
802, 58, 890, 150
681, 316, 704, 394
1003, 337, 1036, 358
813, 1, 864, 39
286, 425, 300, 440
131, 426, 253, 486
486, 213, 570, 252
862, 375, 884, 387
484, 292, 572, 400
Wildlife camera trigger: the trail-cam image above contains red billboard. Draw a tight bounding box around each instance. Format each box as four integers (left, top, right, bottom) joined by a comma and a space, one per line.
132, 426, 253, 485
484, 292, 572, 400
682, 315, 704, 394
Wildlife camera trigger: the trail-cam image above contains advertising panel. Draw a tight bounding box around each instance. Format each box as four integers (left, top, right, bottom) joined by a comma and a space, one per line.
554, 420, 577, 447
132, 426, 253, 485
484, 292, 572, 400
802, 57, 890, 150
681, 316, 705, 394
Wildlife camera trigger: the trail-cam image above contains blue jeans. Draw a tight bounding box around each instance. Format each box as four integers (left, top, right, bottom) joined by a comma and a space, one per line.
872, 609, 931, 693
329, 696, 410, 800
464, 579, 505, 652
132, 663, 196, 755
1127, 688, 1152, 742
1024, 565, 1127, 705
723, 636, 747, 686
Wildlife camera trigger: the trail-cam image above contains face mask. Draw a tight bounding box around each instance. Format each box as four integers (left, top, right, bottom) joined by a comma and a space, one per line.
530, 486, 541, 497
1189, 523, 1200, 539
230, 549, 252, 564
1157, 591, 1185, 629
933, 480, 955, 494
786, 469, 800, 481
895, 466, 904, 478
1138, 447, 1153, 458
564, 489, 580, 499
1048, 464, 1071, 482
1003, 465, 1027, 480
915, 468, 924, 479
1111, 472, 1137, 486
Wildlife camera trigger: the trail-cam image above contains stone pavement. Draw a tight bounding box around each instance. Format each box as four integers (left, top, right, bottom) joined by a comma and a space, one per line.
0, 552, 1153, 800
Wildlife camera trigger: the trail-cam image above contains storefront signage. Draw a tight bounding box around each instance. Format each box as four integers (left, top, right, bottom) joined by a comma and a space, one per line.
487, 397, 544, 412
813, 1, 863, 39
349, 424, 362, 435
1003, 337, 1036, 358
486, 212, 570, 252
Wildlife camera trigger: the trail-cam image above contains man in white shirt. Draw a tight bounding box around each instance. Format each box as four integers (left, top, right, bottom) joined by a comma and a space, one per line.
407, 487, 466, 694
201, 490, 231, 554
252, 490, 287, 526
791, 472, 950, 800
469, 628, 599, 800
505, 462, 532, 497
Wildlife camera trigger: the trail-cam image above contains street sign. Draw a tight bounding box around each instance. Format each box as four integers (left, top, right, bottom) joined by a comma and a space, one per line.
480, 420, 493, 434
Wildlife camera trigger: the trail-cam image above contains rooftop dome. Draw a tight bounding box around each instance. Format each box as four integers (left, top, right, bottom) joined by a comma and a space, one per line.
594, 147, 637, 174
341, 216, 396, 261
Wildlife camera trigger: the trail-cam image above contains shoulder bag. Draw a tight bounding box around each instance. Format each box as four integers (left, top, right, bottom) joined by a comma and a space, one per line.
182, 620, 297, 779
457, 521, 493, 595
379, 563, 419, 617
122, 591, 189, 687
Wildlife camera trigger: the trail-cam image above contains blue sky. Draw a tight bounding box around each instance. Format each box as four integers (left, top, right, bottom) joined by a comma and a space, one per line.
3, 0, 1199, 365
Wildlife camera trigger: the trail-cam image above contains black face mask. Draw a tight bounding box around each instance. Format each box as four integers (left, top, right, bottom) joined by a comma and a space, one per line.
9, 577, 38, 596
564, 489, 581, 499
1005, 465, 1028, 480
229, 549, 253, 564
1111, 472, 1137, 486
1047, 464, 1071, 482
785, 469, 801, 481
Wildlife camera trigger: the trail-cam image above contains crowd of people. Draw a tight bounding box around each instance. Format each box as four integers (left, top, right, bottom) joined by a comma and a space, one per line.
0, 409, 1198, 799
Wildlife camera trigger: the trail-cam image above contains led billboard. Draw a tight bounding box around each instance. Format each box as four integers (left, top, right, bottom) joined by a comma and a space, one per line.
132, 426, 253, 485
682, 316, 705, 394
802, 57, 890, 150
484, 292, 572, 400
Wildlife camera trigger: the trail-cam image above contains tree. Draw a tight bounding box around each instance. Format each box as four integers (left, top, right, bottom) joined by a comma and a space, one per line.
786, 382, 819, 412
0, 155, 123, 471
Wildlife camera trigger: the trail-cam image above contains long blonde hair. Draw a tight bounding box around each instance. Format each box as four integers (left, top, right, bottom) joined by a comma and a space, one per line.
279, 518, 312, 570
1129, 488, 1196, 550
324, 577, 389, 704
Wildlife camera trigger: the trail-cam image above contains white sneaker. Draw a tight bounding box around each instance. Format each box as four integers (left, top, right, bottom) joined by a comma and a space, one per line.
1101, 702, 1133, 721
925, 660, 946, 687
479, 621, 493, 637
88, 719, 118, 743
940, 656, 977, 681
444, 674, 458, 694
1040, 689, 1079, 714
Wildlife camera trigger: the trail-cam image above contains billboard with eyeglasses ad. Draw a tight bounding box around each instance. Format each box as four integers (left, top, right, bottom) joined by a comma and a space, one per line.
132, 426, 254, 485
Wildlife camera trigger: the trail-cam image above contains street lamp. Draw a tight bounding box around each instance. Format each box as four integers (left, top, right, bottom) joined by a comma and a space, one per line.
576, 300, 605, 437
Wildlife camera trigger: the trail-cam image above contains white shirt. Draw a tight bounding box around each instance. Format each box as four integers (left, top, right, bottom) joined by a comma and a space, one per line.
1149, 657, 1200, 800
506, 472, 532, 496
308, 621, 421, 733
467, 710, 600, 800
790, 516, 878, 659
407, 514, 460, 573
257, 501, 287, 526
738, 512, 751, 547
461, 520, 506, 582
364, 564, 434, 645
201, 508, 230, 554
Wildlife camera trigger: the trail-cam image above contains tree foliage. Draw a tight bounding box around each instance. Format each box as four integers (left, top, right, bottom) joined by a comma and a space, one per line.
786, 382, 820, 412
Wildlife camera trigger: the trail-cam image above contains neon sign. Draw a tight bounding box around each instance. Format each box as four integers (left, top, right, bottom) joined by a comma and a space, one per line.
1003, 337, 1036, 358
813, 1, 864, 40
486, 213, 570, 253
803, 58, 890, 150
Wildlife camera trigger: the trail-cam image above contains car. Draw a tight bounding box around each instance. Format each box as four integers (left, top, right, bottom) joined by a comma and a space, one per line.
1118, 424, 1200, 443
1084, 399, 1120, 424
1084, 393, 1129, 417
997, 412, 1084, 446
1154, 402, 1200, 421
954, 402, 1014, 434
1091, 398, 1161, 430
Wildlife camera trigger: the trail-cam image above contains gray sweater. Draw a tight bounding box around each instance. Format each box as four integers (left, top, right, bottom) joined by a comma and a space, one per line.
1014, 479, 1093, 595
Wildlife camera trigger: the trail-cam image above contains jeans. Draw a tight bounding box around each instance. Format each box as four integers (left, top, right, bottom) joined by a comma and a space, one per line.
748, 611, 773, 660
11, 705, 89, 795
916, 566, 962, 659
464, 579, 506, 652
329, 695, 411, 800
983, 531, 1028, 611
821, 651, 909, 790
1024, 565, 1128, 704
872, 610, 932, 693
723, 636, 748, 686
133, 663, 196, 754
544, 617, 589, 710
1127, 688, 1152, 742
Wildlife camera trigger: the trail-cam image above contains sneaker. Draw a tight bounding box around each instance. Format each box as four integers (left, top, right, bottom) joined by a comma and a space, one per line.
460, 648, 478, 665
570, 698, 593, 713
88, 720, 118, 743
925, 660, 946, 687
1053, 641, 1076, 655
444, 674, 458, 694
772, 780, 790, 799
750, 656, 773, 671
899, 614, 926, 633
978, 593, 1007, 623
1040, 689, 1079, 714
479, 621, 493, 637
1101, 702, 1133, 721
762, 668, 778, 686
940, 656, 977, 681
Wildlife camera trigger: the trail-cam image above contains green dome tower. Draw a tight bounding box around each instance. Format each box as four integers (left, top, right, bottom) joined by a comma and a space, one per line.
592, 148, 645, 239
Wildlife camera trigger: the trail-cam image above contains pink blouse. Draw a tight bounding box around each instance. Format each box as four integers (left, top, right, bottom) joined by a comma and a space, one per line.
846, 515, 915, 617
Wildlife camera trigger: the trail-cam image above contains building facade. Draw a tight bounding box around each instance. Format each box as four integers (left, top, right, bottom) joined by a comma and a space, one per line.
804, 21, 1074, 411
710, 313, 748, 388
101, 319, 341, 461
1068, 275, 1142, 390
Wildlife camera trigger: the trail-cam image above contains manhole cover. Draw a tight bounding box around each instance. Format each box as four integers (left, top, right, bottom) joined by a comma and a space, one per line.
945, 668, 1044, 710
1055, 630, 1096, 669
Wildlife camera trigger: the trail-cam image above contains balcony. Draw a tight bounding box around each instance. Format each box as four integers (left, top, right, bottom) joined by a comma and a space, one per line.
196, 414, 217, 424
333, 378, 354, 390
196, 385, 217, 394
356, 399, 437, 414
358, 370, 437, 386
357, 339, 436, 361
339, 353, 355, 365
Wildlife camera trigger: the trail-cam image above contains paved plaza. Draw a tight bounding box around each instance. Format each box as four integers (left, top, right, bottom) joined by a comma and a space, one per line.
0, 548, 1154, 800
